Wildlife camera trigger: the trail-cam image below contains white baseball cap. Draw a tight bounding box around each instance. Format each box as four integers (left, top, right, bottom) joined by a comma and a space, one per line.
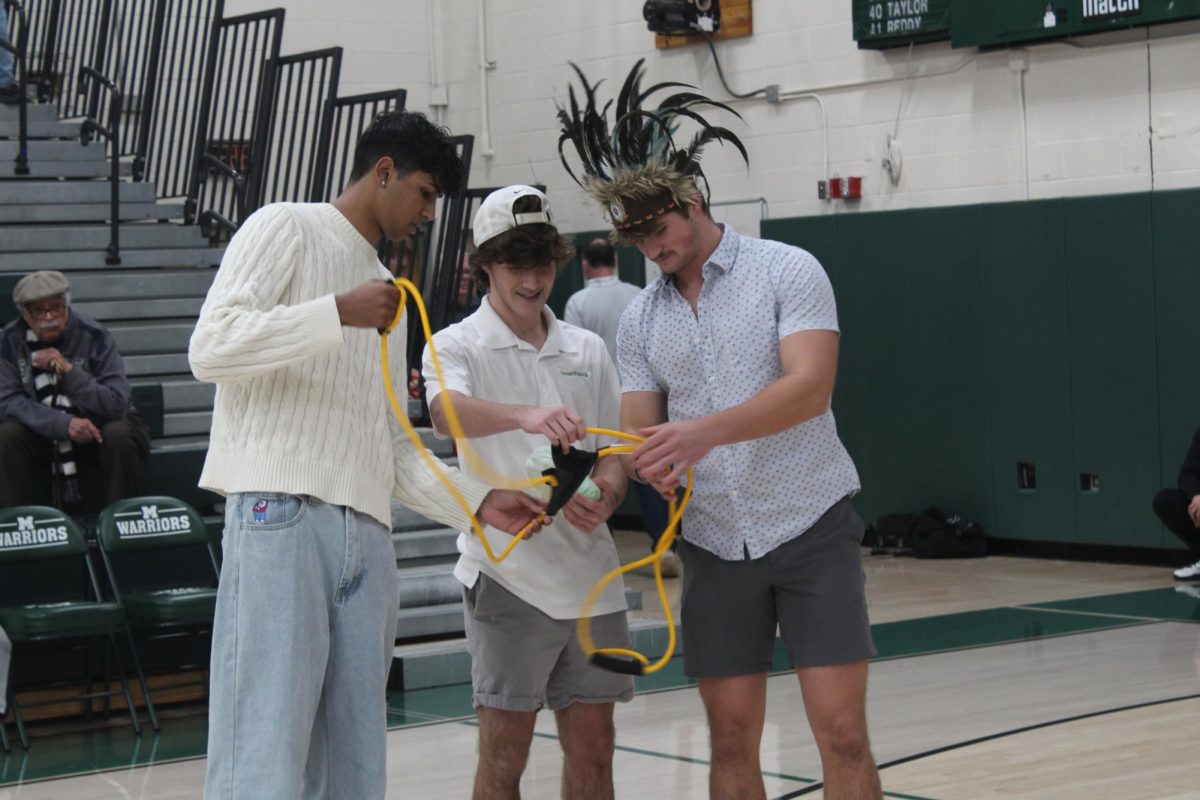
472, 185, 554, 247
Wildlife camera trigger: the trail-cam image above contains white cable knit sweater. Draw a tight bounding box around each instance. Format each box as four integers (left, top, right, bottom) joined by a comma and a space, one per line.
189, 202, 490, 529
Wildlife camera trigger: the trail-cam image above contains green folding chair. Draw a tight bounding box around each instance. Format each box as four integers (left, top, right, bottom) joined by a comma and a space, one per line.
0, 506, 151, 749
96, 496, 219, 722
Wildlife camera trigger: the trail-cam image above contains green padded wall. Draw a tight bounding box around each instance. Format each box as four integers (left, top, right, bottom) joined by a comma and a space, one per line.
902, 206, 993, 529
814, 212, 911, 525
765, 187, 1198, 551
0, 273, 22, 326
981, 201, 1075, 543
1153, 190, 1200, 519
547, 231, 646, 320
1063, 194, 1161, 547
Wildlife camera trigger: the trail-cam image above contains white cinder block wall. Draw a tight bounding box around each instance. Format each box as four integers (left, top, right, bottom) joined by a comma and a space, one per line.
222, 0, 1200, 234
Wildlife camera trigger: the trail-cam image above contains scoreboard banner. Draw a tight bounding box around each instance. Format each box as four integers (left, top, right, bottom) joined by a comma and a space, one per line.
853, 0, 952, 49
950, 0, 1200, 48
854, 0, 1200, 49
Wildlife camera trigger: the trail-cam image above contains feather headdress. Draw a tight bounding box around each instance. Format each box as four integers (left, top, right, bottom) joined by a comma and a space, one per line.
556, 59, 748, 237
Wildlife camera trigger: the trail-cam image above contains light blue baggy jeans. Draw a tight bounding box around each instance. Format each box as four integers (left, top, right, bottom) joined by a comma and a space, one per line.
204, 493, 399, 800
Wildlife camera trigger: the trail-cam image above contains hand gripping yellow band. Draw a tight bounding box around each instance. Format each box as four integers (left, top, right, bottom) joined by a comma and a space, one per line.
380, 279, 690, 672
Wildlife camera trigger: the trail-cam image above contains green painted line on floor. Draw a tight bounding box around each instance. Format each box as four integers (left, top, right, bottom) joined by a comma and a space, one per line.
4, 586, 1193, 787
1011, 604, 1160, 622
869, 605, 1147, 662
1030, 586, 1200, 622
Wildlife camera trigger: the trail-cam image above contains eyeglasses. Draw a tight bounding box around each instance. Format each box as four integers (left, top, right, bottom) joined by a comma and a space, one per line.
24, 301, 67, 318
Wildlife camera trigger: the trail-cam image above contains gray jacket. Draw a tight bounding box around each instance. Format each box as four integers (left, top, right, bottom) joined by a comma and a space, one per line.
0, 312, 133, 440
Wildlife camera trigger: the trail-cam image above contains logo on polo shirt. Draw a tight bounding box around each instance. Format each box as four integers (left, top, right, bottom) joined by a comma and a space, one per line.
0, 514, 69, 549
560, 370, 590, 379
113, 504, 193, 538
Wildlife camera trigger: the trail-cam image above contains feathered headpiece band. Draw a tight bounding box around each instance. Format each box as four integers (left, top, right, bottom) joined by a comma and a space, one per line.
556, 59, 748, 235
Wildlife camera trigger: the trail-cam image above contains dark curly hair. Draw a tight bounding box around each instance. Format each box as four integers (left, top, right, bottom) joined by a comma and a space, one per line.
349, 111, 465, 195
469, 196, 575, 292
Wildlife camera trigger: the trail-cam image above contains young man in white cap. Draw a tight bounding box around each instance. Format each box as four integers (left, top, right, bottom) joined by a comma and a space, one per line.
422, 185, 633, 800
0, 270, 149, 509
189, 112, 544, 800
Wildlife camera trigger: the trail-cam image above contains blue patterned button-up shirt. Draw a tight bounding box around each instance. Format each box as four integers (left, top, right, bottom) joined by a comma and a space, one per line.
616, 225, 860, 561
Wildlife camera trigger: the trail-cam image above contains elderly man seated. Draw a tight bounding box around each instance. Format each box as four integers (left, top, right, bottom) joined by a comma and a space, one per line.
0, 271, 149, 510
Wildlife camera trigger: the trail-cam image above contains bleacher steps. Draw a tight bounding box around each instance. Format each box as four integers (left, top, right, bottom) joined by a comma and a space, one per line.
1, 222, 207, 251
2, 160, 135, 179
0, 103, 62, 123
0, 139, 118, 162
124, 352, 192, 377
0, 180, 158, 205
163, 410, 212, 437
74, 296, 204, 320
152, 378, 214, 411
68, 269, 216, 299
108, 319, 195, 354
0, 201, 187, 224
393, 527, 460, 561
0, 247, 224, 271
0, 118, 84, 138
396, 565, 463, 607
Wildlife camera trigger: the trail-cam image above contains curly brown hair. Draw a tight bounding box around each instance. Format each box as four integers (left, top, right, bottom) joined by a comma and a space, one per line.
469, 196, 575, 291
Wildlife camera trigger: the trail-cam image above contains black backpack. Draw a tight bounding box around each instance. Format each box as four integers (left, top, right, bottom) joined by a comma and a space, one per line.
863, 508, 987, 559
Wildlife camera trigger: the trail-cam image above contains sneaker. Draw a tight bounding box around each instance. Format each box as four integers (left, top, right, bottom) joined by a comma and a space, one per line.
1172, 559, 1200, 581
0, 84, 21, 106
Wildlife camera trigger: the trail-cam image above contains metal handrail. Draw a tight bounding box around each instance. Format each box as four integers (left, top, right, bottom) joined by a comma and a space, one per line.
78, 65, 122, 264
1, 0, 30, 175
195, 150, 244, 243
185, 7, 284, 234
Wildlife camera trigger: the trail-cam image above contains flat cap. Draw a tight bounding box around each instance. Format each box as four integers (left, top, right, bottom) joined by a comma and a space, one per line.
13, 271, 70, 305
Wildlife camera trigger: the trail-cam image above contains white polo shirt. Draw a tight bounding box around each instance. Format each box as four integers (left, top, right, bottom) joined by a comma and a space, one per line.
422, 296, 627, 620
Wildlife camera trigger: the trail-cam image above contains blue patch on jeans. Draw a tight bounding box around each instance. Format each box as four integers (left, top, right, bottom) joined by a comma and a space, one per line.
252, 499, 268, 523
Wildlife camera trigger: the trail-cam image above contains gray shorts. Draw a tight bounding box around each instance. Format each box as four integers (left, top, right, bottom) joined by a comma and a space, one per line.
462, 573, 635, 712
678, 497, 875, 677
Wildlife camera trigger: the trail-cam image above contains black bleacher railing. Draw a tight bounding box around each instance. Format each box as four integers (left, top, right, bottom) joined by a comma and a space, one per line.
255, 46, 340, 207
1, 0, 31, 175
78, 64, 122, 263
139, 0, 222, 196
23, 0, 220, 193
310, 88, 406, 202
401, 135, 475, 382
189, 7, 283, 238
11, 1, 465, 342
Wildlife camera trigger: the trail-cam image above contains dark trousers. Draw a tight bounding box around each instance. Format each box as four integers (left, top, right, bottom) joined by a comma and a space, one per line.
0, 416, 150, 510
1153, 488, 1200, 558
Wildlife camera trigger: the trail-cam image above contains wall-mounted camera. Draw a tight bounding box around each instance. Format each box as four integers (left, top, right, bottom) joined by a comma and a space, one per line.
643, 0, 722, 35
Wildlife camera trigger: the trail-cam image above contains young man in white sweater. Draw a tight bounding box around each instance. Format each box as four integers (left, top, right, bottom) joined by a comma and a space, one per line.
189, 112, 545, 800
422, 186, 633, 800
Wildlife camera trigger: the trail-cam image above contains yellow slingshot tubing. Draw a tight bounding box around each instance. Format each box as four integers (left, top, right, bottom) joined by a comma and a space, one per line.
379, 277, 691, 675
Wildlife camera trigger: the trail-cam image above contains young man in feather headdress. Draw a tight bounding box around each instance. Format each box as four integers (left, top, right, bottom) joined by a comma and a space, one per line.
558, 61, 882, 800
